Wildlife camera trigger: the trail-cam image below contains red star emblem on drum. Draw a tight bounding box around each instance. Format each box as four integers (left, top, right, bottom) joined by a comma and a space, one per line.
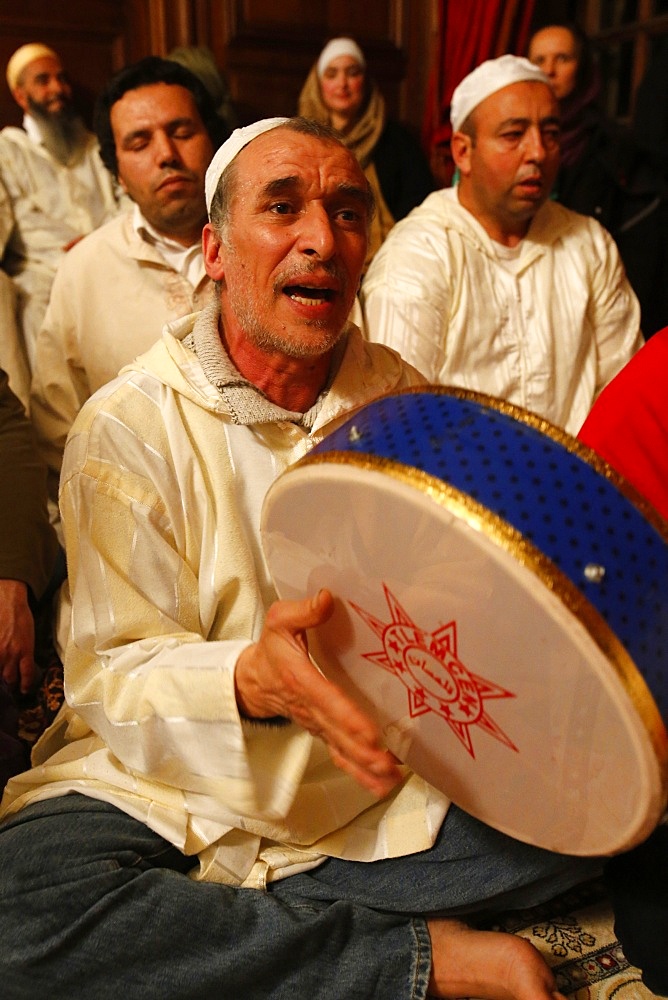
350, 585, 518, 759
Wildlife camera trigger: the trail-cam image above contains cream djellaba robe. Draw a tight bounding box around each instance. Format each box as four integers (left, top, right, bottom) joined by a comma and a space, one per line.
0, 122, 120, 368
1, 309, 448, 887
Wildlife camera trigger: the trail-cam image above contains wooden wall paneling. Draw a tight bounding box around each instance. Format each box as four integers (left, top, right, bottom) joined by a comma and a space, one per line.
135, 0, 195, 54
192, 0, 218, 46
121, 0, 218, 60
223, 0, 400, 40
398, 0, 438, 131
121, 0, 169, 61
0, 0, 127, 128
119, 0, 154, 63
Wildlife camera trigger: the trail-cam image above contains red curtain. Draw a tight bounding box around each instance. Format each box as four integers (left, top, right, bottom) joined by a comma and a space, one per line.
423, 0, 536, 185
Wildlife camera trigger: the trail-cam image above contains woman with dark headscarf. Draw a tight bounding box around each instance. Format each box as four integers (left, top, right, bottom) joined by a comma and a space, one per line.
529, 22, 666, 334
528, 22, 632, 222
299, 38, 434, 269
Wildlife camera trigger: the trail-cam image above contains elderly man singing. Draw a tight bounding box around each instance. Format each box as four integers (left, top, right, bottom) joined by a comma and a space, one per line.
0, 117, 652, 1000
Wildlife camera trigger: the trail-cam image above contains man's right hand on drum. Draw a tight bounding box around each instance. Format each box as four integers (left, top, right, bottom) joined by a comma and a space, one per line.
235, 588, 404, 798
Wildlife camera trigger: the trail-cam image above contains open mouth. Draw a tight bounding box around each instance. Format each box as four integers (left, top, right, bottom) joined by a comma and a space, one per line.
517, 179, 543, 198
284, 285, 336, 306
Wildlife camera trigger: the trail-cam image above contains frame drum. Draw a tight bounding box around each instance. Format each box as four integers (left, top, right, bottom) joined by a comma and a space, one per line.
261, 388, 668, 856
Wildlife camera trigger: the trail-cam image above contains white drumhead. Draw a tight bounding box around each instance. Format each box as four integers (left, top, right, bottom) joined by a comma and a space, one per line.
262, 461, 667, 856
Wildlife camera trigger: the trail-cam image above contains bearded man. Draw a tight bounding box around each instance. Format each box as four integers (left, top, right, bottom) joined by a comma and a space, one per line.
0, 43, 121, 369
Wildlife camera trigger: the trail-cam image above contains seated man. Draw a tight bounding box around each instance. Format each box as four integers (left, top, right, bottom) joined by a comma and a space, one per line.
0, 43, 122, 369
361, 55, 643, 436
1, 118, 654, 1000
30, 56, 222, 533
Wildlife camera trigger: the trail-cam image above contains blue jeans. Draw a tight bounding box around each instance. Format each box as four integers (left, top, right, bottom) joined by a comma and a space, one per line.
0, 793, 599, 1000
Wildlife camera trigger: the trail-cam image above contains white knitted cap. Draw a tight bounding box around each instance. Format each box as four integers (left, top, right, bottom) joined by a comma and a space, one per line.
317, 38, 365, 79
7, 43, 59, 90
450, 55, 550, 132
205, 117, 289, 215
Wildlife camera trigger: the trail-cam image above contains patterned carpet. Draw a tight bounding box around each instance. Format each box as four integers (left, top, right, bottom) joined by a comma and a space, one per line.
486, 879, 663, 998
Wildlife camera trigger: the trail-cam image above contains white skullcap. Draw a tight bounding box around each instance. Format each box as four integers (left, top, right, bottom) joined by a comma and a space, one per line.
6, 43, 59, 91
317, 38, 365, 79
450, 54, 550, 132
205, 117, 289, 215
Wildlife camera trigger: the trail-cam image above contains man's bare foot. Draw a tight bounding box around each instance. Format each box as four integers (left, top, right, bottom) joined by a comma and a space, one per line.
427, 919, 565, 1000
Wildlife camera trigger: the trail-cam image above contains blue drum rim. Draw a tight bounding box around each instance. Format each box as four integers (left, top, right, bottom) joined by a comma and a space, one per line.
317, 386, 668, 681
394, 385, 668, 544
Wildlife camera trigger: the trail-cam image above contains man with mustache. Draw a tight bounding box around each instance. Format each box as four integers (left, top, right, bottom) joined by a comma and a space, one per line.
29, 56, 224, 539
0, 117, 623, 1000
0, 43, 122, 373
361, 55, 643, 436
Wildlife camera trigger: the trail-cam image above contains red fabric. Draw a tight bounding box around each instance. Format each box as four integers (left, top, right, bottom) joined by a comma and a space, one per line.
578, 329, 668, 521
422, 0, 536, 167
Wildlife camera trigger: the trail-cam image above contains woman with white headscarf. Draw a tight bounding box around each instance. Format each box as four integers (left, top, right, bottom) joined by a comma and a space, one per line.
298, 37, 434, 269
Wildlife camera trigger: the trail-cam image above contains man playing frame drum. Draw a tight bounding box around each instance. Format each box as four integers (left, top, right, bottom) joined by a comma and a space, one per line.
0, 116, 665, 1000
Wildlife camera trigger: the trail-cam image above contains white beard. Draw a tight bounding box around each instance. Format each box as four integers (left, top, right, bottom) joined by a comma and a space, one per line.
29, 102, 88, 166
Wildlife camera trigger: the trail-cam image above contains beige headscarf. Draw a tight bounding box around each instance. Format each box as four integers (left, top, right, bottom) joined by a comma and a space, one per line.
298, 56, 395, 269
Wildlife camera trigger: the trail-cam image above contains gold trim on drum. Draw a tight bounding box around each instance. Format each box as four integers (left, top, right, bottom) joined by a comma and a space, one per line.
291, 446, 668, 802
